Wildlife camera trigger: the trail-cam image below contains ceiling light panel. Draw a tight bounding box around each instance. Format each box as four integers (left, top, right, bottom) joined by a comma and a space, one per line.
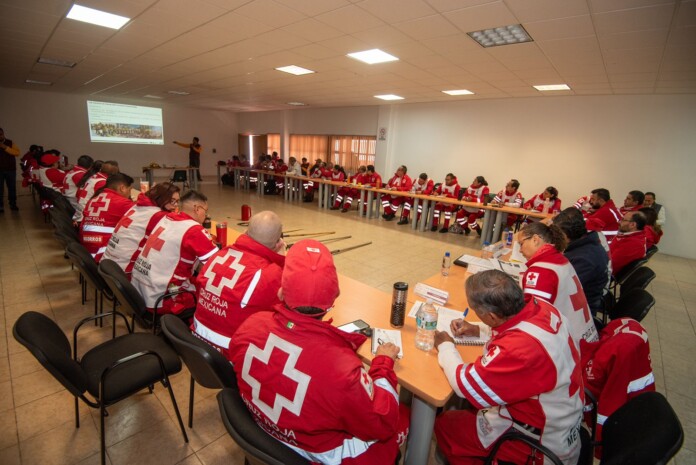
347, 49, 399, 64
374, 94, 404, 100
167, 90, 190, 95
468, 25, 532, 48
37, 57, 76, 68
25, 80, 52, 85
533, 84, 571, 91
442, 89, 474, 95
275, 65, 315, 75
66, 4, 130, 30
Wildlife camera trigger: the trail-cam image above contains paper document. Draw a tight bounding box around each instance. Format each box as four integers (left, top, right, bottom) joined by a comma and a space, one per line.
371, 328, 404, 358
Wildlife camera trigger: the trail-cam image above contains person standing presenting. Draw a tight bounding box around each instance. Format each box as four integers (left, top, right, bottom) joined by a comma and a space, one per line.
173, 136, 203, 181
0, 127, 21, 212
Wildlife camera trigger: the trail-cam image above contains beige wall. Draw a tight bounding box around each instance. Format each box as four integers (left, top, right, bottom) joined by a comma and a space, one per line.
0, 88, 239, 178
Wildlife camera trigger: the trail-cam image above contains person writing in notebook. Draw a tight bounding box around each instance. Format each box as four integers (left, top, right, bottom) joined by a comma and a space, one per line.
433, 270, 583, 465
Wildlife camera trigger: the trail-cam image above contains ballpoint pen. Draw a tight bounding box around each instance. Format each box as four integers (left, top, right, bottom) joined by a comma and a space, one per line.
463, 307, 469, 318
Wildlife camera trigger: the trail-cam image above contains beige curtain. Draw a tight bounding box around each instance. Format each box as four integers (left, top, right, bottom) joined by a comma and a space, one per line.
266, 133, 280, 156
329, 135, 376, 175
289, 135, 329, 162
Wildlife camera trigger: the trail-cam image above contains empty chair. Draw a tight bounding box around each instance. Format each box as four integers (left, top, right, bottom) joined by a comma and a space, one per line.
645, 245, 659, 260
160, 314, 237, 428
608, 288, 655, 322
600, 392, 683, 465
13, 311, 189, 465
171, 170, 189, 190
613, 257, 649, 288
217, 388, 310, 465
620, 267, 655, 295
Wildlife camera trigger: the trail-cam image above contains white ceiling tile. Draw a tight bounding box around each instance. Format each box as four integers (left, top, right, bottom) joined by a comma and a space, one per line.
357, 0, 437, 23
316, 4, 385, 33
233, 0, 307, 28
524, 15, 595, 41
675, 1, 696, 27
504, 0, 589, 23
352, 25, 414, 47
394, 14, 461, 40
588, 0, 675, 15
292, 44, 338, 60
593, 4, 675, 36
443, 1, 518, 33
280, 18, 345, 42
272, 0, 351, 17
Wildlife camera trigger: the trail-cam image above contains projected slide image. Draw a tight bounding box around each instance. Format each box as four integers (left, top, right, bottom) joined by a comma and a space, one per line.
87, 101, 164, 145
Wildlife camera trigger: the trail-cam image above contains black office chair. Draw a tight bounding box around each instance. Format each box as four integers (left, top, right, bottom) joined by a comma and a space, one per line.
482, 427, 593, 465
613, 257, 649, 289
171, 170, 190, 190
160, 314, 238, 428
217, 388, 310, 465
600, 392, 683, 465
620, 267, 655, 295
608, 288, 655, 322
645, 245, 659, 261
13, 311, 189, 465
65, 242, 116, 333
98, 259, 195, 333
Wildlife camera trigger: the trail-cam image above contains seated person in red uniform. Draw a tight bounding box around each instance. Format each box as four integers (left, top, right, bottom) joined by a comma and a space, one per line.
102, 182, 180, 274
434, 270, 584, 465
455, 175, 490, 236
131, 190, 218, 316
398, 172, 434, 225
490, 179, 523, 227
74, 160, 119, 223
431, 173, 461, 233
193, 211, 286, 359
303, 160, 325, 202
523, 186, 561, 223
338, 165, 367, 213
619, 190, 644, 215
639, 207, 663, 250
228, 239, 410, 465
79, 173, 135, 262
62, 155, 94, 211
37, 153, 67, 192
581, 318, 655, 458
518, 222, 599, 347
584, 188, 622, 244
609, 211, 647, 275
380, 165, 412, 220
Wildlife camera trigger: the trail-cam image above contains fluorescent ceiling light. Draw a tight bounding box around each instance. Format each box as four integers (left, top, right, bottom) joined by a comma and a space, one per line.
374, 94, 404, 101
37, 57, 76, 68
442, 89, 474, 96
347, 49, 399, 64
167, 90, 190, 95
468, 24, 532, 48
275, 65, 315, 76
533, 84, 571, 91
144, 94, 163, 99
286, 102, 306, 106
66, 4, 130, 30
25, 79, 52, 85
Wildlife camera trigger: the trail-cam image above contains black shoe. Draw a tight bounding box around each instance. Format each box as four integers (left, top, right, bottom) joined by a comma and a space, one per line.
385, 214, 395, 221
431, 226, 438, 232
463, 227, 471, 236
330, 206, 340, 210
397, 218, 409, 225
439, 227, 448, 233
341, 208, 349, 213
381, 213, 389, 219
476, 228, 482, 237
10, 205, 18, 211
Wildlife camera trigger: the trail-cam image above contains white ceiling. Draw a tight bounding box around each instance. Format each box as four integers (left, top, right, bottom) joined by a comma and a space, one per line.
1, 0, 695, 111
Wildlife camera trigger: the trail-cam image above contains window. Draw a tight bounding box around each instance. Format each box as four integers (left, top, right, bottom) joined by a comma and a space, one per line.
289, 135, 329, 161
330, 135, 376, 173
267, 133, 280, 156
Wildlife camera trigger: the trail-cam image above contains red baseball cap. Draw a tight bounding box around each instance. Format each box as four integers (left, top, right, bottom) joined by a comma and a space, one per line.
41, 154, 60, 166
282, 239, 339, 311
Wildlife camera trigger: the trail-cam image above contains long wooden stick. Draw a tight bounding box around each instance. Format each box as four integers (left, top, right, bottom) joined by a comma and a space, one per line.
283, 231, 335, 238
286, 235, 352, 249
331, 241, 372, 255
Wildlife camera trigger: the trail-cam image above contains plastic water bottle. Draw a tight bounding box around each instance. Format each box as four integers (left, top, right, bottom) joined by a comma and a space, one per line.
504, 228, 513, 247
415, 300, 438, 351
481, 241, 493, 259
441, 251, 451, 276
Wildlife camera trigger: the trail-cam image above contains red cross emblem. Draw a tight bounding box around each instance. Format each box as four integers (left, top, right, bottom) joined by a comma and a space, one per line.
242, 333, 311, 423
113, 209, 136, 234
87, 193, 111, 217
569, 275, 590, 323
202, 250, 246, 295
141, 226, 166, 258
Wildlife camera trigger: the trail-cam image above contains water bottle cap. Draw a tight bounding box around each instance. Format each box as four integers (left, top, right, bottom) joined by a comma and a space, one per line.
483, 241, 490, 246
445, 251, 450, 257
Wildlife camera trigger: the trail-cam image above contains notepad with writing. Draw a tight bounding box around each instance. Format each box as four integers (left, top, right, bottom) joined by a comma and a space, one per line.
437, 307, 490, 346
371, 328, 404, 358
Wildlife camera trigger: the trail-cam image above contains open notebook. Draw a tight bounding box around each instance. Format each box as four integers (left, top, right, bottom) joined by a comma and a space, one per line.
371, 328, 404, 358
436, 307, 490, 346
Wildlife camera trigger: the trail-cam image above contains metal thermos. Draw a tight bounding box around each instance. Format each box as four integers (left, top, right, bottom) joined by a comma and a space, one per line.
390, 282, 408, 328
216, 222, 228, 247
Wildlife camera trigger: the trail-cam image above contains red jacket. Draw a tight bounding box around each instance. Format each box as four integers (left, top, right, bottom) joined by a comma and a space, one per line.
229, 306, 405, 465
193, 234, 285, 359
435, 180, 461, 199
79, 188, 134, 262
609, 230, 646, 275
386, 174, 412, 192
363, 172, 382, 188
644, 225, 662, 249
74, 173, 107, 222
524, 193, 562, 214
585, 199, 622, 243
581, 318, 654, 455
411, 178, 434, 195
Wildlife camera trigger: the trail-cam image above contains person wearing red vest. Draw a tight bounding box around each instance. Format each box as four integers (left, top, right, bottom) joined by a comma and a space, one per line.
74, 160, 119, 223
490, 179, 524, 227
102, 182, 180, 274
523, 186, 562, 224
398, 172, 434, 225
584, 188, 622, 244
431, 173, 461, 233
609, 211, 647, 275
580, 318, 655, 458
193, 210, 286, 359
434, 270, 584, 465
455, 175, 490, 236
303, 161, 325, 202
518, 222, 599, 348
131, 190, 218, 316
229, 239, 409, 465
79, 173, 135, 262
274, 158, 289, 194
380, 165, 413, 221
37, 153, 67, 192
337, 166, 367, 213
62, 155, 94, 211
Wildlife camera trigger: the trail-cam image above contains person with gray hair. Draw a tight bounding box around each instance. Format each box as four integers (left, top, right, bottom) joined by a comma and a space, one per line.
192, 210, 286, 359
433, 270, 584, 465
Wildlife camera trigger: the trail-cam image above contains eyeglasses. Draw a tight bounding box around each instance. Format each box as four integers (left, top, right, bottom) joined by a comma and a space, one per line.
168, 197, 180, 205
519, 236, 532, 245
194, 204, 209, 214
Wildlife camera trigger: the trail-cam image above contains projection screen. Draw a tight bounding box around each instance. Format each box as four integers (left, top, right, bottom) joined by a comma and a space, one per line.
87, 100, 164, 145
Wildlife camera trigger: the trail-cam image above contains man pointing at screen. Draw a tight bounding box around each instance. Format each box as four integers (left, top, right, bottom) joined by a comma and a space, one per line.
173, 136, 202, 181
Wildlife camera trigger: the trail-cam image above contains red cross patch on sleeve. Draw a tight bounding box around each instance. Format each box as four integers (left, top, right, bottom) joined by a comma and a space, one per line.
525, 272, 539, 287
359, 367, 374, 400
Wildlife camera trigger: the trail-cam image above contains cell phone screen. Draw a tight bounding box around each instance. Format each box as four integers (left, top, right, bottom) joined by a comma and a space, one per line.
338, 323, 361, 333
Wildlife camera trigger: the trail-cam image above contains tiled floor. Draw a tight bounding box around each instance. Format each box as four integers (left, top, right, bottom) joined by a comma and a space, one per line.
1, 179, 694, 465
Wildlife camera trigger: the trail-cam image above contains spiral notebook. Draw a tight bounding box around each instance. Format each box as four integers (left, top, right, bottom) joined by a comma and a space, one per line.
371, 328, 404, 358
437, 307, 490, 346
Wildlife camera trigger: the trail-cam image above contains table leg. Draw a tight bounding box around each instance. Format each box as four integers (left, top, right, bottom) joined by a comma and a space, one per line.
217, 165, 221, 186
404, 395, 437, 465
258, 173, 264, 196
317, 183, 324, 210
233, 168, 240, 190
492, 211, 505, 243
426, 201, 436, 231
324, 184, 331, 210
189, 168, 198, 191
359, 190, 366, 217
146, 170, 154, 187
367, 191, 375, 219
481, 210, 494, 246
411, 198, 419, 230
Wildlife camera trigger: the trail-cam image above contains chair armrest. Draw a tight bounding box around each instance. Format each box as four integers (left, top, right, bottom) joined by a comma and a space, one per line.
484, 430, 563, 465
152, 289, 197, 329
584, 388, 598, 442
73, 311, 133, 360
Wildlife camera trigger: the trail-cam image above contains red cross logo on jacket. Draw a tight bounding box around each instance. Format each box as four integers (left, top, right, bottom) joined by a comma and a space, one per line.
141, 226, 166, 258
